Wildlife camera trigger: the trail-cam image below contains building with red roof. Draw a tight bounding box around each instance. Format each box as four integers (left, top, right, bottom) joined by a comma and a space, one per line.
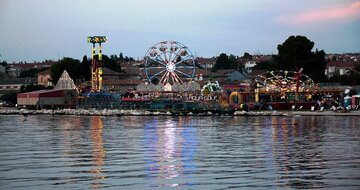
17, 70, 78, 108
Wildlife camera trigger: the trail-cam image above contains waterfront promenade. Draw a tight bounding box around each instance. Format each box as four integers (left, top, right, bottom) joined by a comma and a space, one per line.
1, 107, 359, 116
288, 110, 360, 116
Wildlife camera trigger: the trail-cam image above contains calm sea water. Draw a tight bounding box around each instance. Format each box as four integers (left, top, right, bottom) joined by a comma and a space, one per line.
0, 115, 359, 190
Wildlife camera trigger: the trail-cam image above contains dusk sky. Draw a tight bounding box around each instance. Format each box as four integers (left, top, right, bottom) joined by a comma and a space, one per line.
0, 0, 359, 62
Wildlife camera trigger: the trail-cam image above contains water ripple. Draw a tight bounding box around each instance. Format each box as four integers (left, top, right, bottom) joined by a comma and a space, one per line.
0, 115, 359, 189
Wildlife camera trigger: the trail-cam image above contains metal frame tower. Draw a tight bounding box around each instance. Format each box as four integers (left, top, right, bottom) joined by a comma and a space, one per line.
87, 36, 107, 92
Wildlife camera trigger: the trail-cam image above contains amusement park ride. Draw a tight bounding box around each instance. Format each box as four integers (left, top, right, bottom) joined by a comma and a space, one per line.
144, 41, 196, 85
130, 41, 221, 110
87, 36, 107, 92
81, 39, 351, 111
140, 41, 224, 96
255, 69, 315, 100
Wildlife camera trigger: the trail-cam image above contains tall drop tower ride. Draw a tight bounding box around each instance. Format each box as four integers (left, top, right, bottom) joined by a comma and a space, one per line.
87, 36, 107, 92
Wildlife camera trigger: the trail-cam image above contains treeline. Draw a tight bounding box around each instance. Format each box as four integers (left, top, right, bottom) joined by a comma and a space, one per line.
110, 52, 135, 63
3, 36, 360, 86
213, 36, 327, 82
212, 35, 360, 85
50, 53, 133, 84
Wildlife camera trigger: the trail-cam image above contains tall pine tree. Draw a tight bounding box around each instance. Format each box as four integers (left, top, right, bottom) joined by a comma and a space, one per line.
273, 35, 327, 82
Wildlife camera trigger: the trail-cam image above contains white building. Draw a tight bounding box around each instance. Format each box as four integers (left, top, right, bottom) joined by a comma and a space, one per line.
0, 64, 6, 74
244, 61, 257, 74
325, 62, 358, 78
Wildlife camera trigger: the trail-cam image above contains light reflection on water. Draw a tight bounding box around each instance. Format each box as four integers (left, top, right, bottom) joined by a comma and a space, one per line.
143, 117, 198, 188
0, 115, 359, 189
90, 116, 105, 189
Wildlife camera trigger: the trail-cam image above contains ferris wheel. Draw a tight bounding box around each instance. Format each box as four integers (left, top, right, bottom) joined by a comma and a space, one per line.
144, 41, 196, 85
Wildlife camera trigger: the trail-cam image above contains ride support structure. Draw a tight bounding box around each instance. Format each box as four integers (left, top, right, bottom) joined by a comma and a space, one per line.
294, 68, 303, 102
87, 36, 107, 92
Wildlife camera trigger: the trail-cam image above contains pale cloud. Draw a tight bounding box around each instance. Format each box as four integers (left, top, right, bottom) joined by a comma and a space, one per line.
277, 1, 360, 25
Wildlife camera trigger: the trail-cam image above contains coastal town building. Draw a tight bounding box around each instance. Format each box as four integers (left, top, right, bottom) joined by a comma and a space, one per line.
196, 57, 216, 70
242, 55, 273, 74
0, 52, 358, 111
325, 61, 359, 78
102, 78, 143, 93
194, 68, 221, 81
0, 64, 6, 74
17, 70, 78, 108
215, 69, 247, 84
0, 78, 37, 97
244, 61, 257, 74
7, 60, 58, 77
326, 53, 360, 62
101, 67, 143, 93
37, 69, 52, 87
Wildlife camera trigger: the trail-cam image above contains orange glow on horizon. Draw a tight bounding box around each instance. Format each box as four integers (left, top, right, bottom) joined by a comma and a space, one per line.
278, 1, 360, 24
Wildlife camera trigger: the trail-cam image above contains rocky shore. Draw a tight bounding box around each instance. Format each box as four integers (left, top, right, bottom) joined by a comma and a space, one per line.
1, 107, 359, 116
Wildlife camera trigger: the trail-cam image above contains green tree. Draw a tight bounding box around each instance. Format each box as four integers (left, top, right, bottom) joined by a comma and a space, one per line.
213, 53, 237, 71
50, 57, 82, 85
19, 68, 47, 78
0, 91, 17, 105
110, 54, 118, 61
119, 53, 124, 62
0, 61, 7, 67
20, 84, 52, 93
81, 55, 91, 81
95, 54, 122, 72
109, 53, 134, 64
273, 35, 327, 82
243, 52, 253, 60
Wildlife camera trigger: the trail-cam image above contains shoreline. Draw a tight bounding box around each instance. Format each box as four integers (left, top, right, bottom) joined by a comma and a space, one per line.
1, 107, 359, 117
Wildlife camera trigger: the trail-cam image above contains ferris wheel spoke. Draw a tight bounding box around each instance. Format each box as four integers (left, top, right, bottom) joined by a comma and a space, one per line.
171, 46, 190, 63
148, 57, 166, 66
171, 54, 180, 64
159, 71, 170, 84
157, 53, 167, 63
170, 47, 186, 62
175, 70, 192, 78
160, 53, 169, 64
163, 50, 169, 63
176, 66, 196, 69
166, 51, 172, 63
168, 50, 173, 63
174, 56, 192, 65
147, 66, 166, 69
149, 69, 167, 79
157, 47, 168, 63
171, 72, 183, 84
170, 72, 178, 83
155, 49, 167, 63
